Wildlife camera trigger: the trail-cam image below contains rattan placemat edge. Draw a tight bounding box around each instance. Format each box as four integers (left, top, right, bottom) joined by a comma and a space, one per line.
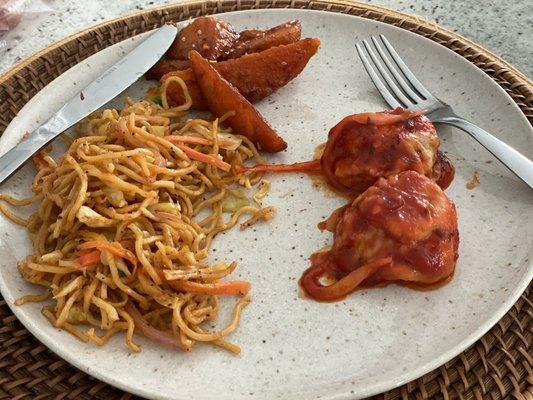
0, 0, 531, 91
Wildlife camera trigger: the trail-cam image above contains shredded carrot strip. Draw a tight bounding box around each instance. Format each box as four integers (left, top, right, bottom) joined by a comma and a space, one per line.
166, 135, 232, 147
167, 279, 250, 296
176, 144, 231, 172
236, 160, 321, 174
75, 250, 101, 269
78, 241, 137, 267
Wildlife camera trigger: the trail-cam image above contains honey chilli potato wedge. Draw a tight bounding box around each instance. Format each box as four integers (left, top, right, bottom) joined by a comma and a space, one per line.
145, 59, 191, 81
231, 20, 302, 58
146, 18, 303, 81
189, 50, 288, 153
162, 38, 321, 109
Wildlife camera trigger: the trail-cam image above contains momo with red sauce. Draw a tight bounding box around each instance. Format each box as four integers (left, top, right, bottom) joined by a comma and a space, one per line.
300, 171, 459, 302
321, 108, 455, 194
238, 108, 455, 194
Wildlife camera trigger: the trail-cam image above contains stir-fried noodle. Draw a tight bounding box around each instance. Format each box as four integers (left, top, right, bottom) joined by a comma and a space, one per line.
1, 76, 275, 354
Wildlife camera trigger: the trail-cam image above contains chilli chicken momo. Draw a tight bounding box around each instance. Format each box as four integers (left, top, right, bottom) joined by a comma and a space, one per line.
1, 15, 460, 355
301, 171, 459, 301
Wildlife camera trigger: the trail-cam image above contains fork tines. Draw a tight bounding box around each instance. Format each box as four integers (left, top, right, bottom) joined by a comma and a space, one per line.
355, 35, 436, 110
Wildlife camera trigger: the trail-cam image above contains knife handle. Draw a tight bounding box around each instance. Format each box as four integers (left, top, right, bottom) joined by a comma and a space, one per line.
0, 124, 58, 185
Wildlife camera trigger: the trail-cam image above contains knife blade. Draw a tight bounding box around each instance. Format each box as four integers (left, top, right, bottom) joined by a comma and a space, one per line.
0, 24, 177, 185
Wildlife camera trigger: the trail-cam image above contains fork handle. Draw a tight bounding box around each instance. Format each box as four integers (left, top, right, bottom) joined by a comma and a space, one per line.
434, 116, 533, 189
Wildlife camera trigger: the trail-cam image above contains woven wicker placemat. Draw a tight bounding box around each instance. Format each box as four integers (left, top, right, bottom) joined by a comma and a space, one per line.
0, 1, 531, 399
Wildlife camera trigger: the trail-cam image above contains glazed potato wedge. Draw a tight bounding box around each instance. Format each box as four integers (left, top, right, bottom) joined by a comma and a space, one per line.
167, 16, 239, 60
145, 59, 191, 81
161, 69, 206, 109
189, 50, 288, 153
162, 38, 320, 109
229, 20, 302, 58
217, 37, 319, 101
147, 19, 303, 81
160, 69, 205, 109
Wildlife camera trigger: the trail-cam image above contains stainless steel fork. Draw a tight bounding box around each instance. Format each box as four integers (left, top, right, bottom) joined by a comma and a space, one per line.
355, 35, 533, 189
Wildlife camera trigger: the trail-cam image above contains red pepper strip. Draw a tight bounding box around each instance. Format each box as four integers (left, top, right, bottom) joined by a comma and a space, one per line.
236, 159, 321, 174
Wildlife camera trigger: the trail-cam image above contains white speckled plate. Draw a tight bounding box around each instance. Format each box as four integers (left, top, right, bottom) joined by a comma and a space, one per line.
0, 8, 531, 400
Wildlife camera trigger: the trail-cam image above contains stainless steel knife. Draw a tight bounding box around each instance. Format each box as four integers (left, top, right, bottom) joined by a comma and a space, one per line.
0, 24, 177, 185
